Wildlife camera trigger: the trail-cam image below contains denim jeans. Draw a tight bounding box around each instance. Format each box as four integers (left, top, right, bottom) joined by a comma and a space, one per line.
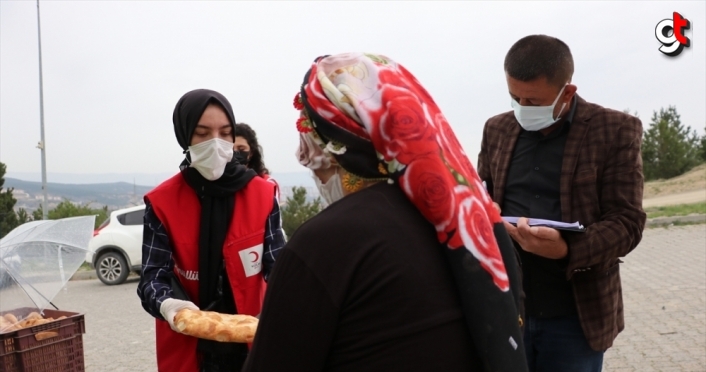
524, 314, 604, 372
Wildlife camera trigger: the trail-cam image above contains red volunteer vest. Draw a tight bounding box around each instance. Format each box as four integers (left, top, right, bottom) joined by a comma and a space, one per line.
261, 174, 281, 202
145, 173, 274, 372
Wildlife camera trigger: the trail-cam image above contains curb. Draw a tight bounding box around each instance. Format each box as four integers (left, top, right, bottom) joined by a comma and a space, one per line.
646, 214, 706, 227
70, 270, 97, 281
70, 270, 140, 281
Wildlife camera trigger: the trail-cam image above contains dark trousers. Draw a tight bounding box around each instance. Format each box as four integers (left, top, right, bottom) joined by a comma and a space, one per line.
524, 314, 604, 372
199, 349, 247, 372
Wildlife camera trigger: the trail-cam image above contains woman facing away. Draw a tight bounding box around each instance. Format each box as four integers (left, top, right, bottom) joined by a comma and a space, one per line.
242, 53, 528, 372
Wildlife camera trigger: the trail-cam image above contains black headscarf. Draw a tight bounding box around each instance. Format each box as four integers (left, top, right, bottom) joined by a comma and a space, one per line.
173, 89, 236, 151
172, 89, 256, 367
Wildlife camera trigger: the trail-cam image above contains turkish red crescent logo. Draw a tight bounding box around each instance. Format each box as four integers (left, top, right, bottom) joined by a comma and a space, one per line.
249, 251, 260, 262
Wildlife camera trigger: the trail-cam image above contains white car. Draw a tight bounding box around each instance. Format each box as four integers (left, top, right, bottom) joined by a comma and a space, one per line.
86, 205, 145, 285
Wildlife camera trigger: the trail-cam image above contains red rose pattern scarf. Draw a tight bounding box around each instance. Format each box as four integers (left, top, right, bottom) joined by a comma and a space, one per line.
295, 53, 528, 371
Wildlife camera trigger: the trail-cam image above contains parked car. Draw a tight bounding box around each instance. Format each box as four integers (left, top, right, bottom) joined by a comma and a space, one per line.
86, 205, 145, 285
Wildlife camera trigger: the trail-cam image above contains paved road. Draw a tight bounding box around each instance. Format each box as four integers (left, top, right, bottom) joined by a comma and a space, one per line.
44, 224, 705, 371
603, 224, 706, 372
51, 275, 156, 372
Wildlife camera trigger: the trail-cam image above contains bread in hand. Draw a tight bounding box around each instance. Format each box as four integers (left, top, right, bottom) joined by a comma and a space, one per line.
174, 309, 258, 343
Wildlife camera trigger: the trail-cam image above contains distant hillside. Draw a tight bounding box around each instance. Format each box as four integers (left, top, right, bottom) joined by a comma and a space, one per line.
6, 171, 315, 188
3, 171, 320, 212
5, 171, 175, 187
4, 178, 154, 212
269, 172, 316, 188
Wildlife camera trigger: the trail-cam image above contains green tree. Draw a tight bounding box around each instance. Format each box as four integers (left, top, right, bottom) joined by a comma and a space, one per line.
281, 187, 322, 239
0, 162, 20, 239
641, 106, 701, 180
16, 208, 31, 224
48, 199, 109, 229
32, 205, 44, 221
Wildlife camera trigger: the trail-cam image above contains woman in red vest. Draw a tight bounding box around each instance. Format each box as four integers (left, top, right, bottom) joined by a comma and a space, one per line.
136, 89, 286, 372
233, 123, 281, 203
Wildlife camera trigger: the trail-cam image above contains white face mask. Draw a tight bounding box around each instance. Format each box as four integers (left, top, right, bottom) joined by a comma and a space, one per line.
511, 84, 568, 131
313, 168, 345, 206
187, 138, 234, 181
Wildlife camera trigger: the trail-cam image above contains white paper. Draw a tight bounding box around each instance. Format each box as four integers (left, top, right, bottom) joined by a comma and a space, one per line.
501, 216, 585, 231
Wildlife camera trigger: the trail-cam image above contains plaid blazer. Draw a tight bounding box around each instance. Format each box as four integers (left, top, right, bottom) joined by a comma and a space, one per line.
477, 95, 646, 351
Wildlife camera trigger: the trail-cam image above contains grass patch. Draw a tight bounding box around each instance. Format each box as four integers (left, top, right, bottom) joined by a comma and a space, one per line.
647, 220, 706, 229
79, 261, 92, 271
645, 202, 706, 219
671, 220, 706, 227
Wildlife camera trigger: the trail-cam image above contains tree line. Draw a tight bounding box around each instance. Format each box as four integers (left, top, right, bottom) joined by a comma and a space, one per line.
0, 162, 109, 238
1, 105, 703, 238
1, 160, 319, 240
628, 106, 706, 181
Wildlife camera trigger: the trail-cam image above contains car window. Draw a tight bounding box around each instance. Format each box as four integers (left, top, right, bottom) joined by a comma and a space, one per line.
124, 210, 144, 226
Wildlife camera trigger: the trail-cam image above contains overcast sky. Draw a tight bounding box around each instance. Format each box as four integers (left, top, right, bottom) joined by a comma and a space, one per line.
1, 1, 705, 185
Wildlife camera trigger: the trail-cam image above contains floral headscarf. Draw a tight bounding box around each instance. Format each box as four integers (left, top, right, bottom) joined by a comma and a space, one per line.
294, 53, 527, 371
295, 125, 333, 170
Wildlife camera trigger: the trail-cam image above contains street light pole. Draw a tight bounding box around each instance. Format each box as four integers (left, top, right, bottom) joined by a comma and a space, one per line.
36, 0, 48, 220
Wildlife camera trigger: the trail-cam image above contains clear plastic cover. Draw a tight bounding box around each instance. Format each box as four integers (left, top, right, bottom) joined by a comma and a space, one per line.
0, 216, 95, 331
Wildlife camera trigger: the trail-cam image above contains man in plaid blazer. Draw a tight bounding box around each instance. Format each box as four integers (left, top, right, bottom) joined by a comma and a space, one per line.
478, 35, 646, 372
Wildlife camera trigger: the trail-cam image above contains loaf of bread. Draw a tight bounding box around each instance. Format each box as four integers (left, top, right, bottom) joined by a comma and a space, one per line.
3, 313, 18, 324
174, 309, 258, 343
35, 331, 60, 341
0, 312, 67, 334
0, 317, 14, 333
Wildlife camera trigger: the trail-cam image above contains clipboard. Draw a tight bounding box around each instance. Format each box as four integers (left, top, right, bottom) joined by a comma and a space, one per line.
502, 216, 586, 233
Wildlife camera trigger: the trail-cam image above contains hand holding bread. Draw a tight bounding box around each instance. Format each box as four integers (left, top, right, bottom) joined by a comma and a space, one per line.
159, 298, 199, 332
173, 308, 258, 343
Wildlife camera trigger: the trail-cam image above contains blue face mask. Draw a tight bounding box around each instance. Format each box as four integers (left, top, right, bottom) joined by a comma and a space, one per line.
511, 84, 568, 131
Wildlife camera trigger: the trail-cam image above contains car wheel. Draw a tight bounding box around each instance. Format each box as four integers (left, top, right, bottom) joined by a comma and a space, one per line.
96, 252, 129, 285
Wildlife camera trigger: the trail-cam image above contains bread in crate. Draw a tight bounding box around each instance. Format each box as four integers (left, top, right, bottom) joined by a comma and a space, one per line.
0, 311, 67, 340
0, 309, 86, 372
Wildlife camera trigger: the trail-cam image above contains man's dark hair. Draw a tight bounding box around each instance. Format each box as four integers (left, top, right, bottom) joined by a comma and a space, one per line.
504, 35, 574, 87
234, 122, 269, 176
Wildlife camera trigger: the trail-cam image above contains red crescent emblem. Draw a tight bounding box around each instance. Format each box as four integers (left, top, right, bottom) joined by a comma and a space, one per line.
249, 251, 260, 262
